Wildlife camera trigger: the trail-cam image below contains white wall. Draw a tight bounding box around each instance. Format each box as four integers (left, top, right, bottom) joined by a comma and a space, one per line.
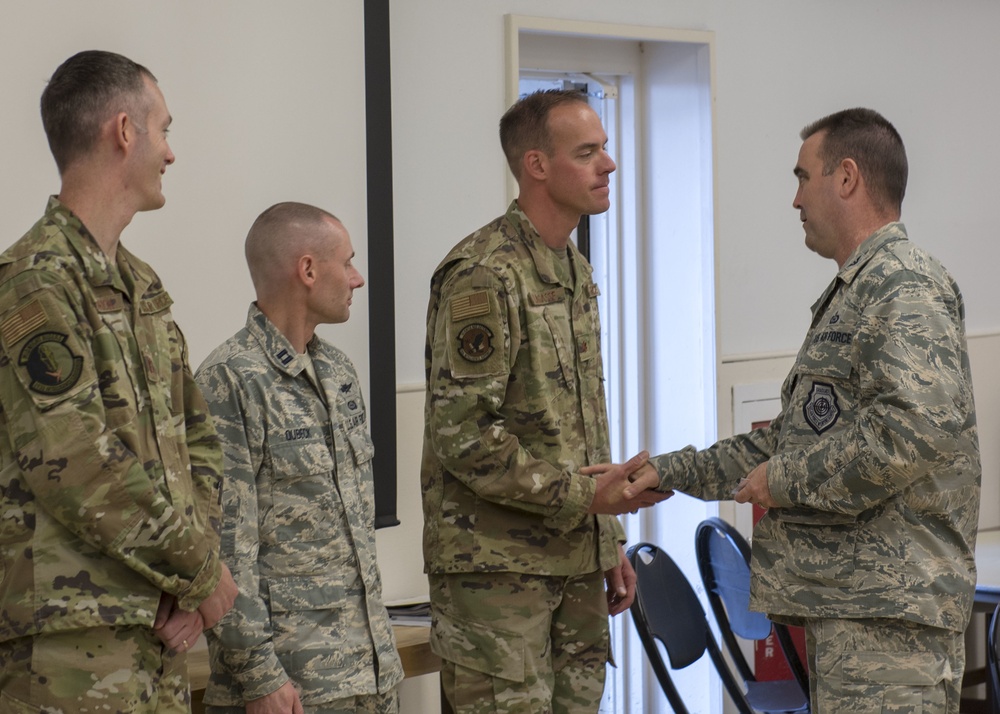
0, 0, 372, 388
4, 2, 1000, 712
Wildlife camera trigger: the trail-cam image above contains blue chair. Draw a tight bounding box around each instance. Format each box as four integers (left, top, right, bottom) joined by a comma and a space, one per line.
628, 541, 806, 713
988, 602, 1000, 714
695, 517, 810, 712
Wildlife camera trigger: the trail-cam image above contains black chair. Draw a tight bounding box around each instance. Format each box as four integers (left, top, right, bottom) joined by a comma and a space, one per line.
988, 602, 1000, 714
695, 517, 810, 711
628, 542, 807, 714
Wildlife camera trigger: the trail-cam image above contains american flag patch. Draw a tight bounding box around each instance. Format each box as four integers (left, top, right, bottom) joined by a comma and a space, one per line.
451, 291, 491, 322
0, 300, 48, 345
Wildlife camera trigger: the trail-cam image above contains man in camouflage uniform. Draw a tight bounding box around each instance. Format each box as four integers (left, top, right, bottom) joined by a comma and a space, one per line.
626, 108, 981, 713
0, 50, 238, 711
422, 90, 669, 714
196, 202, 403, 714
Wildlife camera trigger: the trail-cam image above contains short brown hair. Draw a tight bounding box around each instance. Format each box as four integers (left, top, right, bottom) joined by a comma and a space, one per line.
245, 202, 342, 293
41, 50, 156, 174
800, 108, 908, 215
499, 89, 590, 179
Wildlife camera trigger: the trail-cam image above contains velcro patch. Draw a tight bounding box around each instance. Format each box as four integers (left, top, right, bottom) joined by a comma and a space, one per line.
803, 381, 840, 435
456, 324, 495, 363
95, 295, 124, 313
1, 300, 48, 346
451, 291, 491, 322
529, 289, 563, 306
18, 331, 84, 395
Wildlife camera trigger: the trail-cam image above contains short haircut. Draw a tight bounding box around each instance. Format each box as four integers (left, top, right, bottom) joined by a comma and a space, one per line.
41, 50, 157, 174
245, 202, 342, 294
800, 108, 908, 215
499, 89, 590, 179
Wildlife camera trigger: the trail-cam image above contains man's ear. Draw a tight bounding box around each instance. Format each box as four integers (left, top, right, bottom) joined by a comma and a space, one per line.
522, 149, 547, 181
838, 157, 861, 198
297, 255, 316, 287
112, 112, 132, 153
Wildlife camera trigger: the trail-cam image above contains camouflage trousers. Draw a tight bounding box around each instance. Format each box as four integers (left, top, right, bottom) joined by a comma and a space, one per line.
429, 569, 609, 714
803, 616, 964, 713
206, 688, 399, 714
0, 626, 189, 713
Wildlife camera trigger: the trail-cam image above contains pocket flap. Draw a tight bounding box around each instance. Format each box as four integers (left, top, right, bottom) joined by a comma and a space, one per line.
430, 613, 525, 682
841, 649, 948, 686
347, 430, 375, 465
267, 576, 345, 613
269, 439, 335, 478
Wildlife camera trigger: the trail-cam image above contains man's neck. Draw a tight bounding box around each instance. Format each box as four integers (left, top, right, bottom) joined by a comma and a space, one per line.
834, 214, 900, 269
58, 170, 133, 259
257, 299, 316, 355
515, 196, 579, 250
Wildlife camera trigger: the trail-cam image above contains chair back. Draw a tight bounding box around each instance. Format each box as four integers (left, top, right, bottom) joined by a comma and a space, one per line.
628, 542, 756, 714
695, 517, 811, 709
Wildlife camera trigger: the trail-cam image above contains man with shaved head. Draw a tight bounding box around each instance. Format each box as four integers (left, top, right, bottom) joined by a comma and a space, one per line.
196, 202, 403, 714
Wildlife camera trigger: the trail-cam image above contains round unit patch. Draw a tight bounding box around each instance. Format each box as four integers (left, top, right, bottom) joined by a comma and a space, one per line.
456, 324, 494, 363
18, 331, 84, 395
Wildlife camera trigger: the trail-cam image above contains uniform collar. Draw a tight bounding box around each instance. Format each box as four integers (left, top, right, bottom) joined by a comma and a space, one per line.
45, 195, 120, 289
810, 221, 908, 316
507, 200, 581, 290
245, 302, 317, 377
837, 221, 908, 284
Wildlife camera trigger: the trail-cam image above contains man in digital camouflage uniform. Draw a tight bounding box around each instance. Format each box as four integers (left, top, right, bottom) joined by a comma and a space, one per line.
196, 202, 403, 714
0, 50, 238, 711
624, 108, 981, 713
421, 89, 670, 714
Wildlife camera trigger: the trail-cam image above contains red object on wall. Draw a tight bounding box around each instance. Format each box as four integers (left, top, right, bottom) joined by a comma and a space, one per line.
751, 503, 809, 680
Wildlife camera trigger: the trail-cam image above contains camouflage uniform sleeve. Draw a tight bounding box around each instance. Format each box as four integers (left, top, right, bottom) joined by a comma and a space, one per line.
767, 269, 971, 515
176, 333, 225, 611
426, 268, 597, 533
196, 361, 289, 700
648, 417, 781, 500
0, 276, 221, 605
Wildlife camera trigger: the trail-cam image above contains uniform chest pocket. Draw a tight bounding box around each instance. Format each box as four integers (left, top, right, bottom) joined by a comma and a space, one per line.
790, 332, 857, 439
91, 321, 139, 430
346, 430, 374, 466
265, 439, 340, 542
540, 307, 577, 389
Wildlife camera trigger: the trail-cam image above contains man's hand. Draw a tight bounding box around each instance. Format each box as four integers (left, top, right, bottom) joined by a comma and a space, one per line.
731, 461, 777, 508
153, 594, 205, 654
198, 561, 238, 628
605, 545, 637, 616
582, 451, 673, 515
246, 681, 303, 714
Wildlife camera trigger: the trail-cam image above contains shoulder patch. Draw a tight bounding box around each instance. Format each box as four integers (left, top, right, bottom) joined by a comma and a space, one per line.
1, 300, 48, 346
456, 324, 495, 363
803, 381, 840, 435
451, 291, 491, 322
18, 331, 84, 395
